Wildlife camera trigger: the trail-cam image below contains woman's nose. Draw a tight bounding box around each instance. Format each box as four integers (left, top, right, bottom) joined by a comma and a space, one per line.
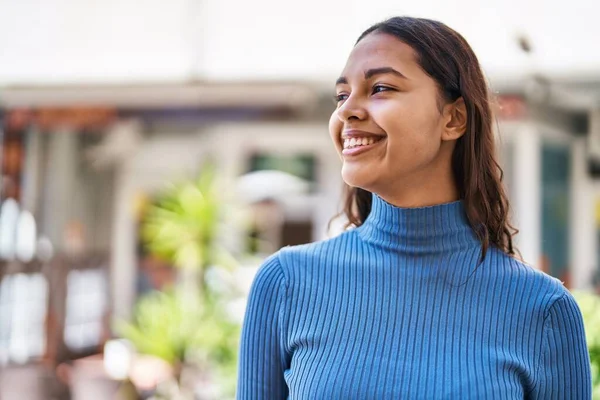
336, 96, 367, 122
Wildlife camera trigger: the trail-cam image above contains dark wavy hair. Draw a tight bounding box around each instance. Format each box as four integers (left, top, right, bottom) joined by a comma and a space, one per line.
331, 16, 518, 261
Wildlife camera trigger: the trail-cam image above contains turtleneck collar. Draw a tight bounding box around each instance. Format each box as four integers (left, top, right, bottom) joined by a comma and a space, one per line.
356, 193, 481, 255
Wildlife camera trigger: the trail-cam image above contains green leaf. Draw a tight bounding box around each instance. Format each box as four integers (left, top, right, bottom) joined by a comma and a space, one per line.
572, 290, 600, 392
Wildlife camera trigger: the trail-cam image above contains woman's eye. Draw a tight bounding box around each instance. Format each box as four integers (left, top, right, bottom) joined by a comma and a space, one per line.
372, 85, 393, 94
333, 86, 392, 104
334, 93, 348, 103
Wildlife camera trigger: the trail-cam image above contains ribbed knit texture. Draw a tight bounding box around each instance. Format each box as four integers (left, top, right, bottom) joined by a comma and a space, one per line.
237, 193, 592, 399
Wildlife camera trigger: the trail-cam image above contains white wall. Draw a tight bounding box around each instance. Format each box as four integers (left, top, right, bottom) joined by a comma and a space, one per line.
571, 137, 597, 289
510, 122, 542, 268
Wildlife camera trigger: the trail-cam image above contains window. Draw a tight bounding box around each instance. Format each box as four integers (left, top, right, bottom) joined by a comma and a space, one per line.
0, 273, 48, 365
63, 269, 108, 351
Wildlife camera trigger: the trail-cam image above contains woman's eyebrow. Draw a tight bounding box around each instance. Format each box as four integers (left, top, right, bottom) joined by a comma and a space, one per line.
335, 76, 348, 86
335, 67, 408, 86
365, 67, 408, 80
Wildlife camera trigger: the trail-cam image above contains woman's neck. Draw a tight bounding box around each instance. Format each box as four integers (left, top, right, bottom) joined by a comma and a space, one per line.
373, 172, 459, 208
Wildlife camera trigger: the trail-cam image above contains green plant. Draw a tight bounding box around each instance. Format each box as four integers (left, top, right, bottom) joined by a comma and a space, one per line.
116, 289, 240, 397
572, 290, 600, 398
141, 165, 239, 284
117, 165, 245, 398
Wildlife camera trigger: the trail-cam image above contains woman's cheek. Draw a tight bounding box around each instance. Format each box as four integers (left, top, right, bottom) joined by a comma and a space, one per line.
371, 101, 407, 131
328, 112, 343, 150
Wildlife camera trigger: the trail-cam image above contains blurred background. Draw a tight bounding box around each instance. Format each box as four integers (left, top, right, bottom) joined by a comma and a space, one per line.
1, 0, 600, 399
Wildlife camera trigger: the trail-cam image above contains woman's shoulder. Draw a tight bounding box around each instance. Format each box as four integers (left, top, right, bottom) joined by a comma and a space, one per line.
276, 229, 355, 262
262, 230, 357, 277
485, 246, 572, 311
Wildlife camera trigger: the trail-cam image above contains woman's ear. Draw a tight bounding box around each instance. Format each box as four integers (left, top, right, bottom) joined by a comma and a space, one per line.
441, 97, 467, 141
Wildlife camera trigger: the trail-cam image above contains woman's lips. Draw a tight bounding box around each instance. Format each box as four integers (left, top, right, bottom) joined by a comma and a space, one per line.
341, 137, 386, 157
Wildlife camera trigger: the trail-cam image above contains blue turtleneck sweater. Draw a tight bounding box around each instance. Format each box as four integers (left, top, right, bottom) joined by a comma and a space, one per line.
237, 194, 592, 399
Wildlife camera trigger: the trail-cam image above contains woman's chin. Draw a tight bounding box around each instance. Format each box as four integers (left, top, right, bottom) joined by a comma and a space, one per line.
341, 166, 376, 190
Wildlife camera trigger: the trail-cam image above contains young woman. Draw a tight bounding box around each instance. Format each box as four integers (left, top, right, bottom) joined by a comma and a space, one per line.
237, 17, 592, 399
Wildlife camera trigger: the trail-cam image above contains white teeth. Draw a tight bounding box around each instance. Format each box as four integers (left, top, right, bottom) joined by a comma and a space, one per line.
342, 136, 381, 149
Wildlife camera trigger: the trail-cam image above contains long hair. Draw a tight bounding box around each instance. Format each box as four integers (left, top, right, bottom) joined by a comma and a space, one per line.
332, 16, 518, 261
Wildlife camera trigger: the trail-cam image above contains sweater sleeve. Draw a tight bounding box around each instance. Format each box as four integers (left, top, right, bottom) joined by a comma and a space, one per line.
529, 291, 593, 399
236, 254, 290, 400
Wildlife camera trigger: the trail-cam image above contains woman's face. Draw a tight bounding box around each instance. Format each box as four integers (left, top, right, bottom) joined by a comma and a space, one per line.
329, 32, 457, 195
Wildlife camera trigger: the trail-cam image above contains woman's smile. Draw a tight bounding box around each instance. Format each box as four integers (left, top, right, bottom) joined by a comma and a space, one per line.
341, 136, 386, 157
